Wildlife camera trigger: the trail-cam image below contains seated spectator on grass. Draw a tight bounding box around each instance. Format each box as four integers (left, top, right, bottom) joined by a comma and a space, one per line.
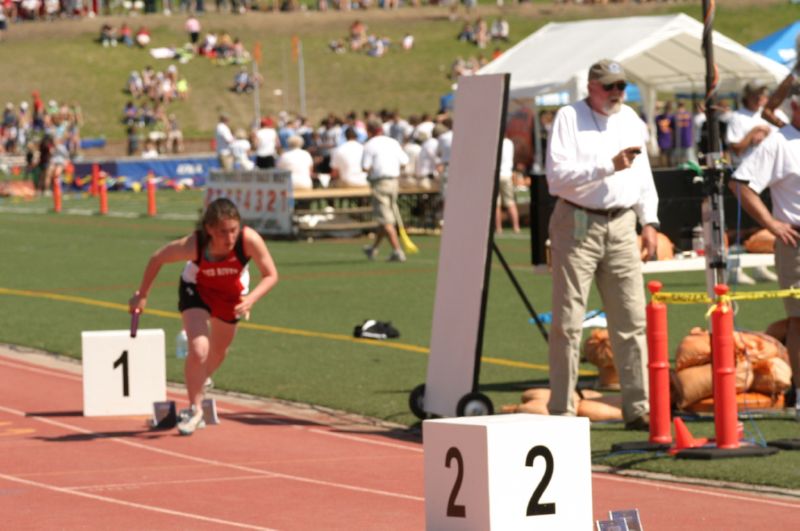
277, 134, 314, 190
176, 77, 190, 100
123, 101, 138, 124
401, 33, 414, 51
119, 23, 134, 47
457, 23, 474, 43
127, 71, 144, 97
100, 24, 117, 47
231, 67, 255, 94
490, 17, 509, 42
349, 19, 368, 51
135, 26, 151, 48
366, 35, 388, 58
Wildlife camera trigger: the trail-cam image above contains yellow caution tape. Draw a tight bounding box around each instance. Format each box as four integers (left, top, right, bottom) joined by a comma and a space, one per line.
652, 287, 800, 305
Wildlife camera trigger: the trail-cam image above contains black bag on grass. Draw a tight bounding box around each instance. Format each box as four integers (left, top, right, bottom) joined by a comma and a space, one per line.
353, 319, 400, 340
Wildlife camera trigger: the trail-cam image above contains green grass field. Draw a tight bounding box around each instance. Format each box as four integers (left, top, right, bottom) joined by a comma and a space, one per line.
1, 190, 799, 489
0, 1, 795, 141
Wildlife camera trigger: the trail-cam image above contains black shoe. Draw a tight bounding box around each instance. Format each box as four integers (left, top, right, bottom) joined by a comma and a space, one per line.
624, 414, 650, 431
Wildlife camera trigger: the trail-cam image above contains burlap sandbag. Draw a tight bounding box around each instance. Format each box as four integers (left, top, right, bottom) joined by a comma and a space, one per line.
576, 395, 623, 421
751, 357, 793, 397
744, 228, 776, 254
676, 329, 788, 372
673, 362, 754, 409
582, 329, 620, 390
733, 331, 789, 365
675, 328, 711, 371
520, 388, 598, 404
685, 392, 780, 413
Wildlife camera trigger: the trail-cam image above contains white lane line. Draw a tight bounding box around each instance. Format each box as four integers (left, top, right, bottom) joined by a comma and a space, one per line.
0, 472, 277, 530
596, 473, 800, 509
306, 428, 423, 453
0, 354, 423, 454
0, 404, 424, 503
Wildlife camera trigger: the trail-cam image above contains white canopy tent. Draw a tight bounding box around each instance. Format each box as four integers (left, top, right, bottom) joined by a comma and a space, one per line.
478, 14, 790, 160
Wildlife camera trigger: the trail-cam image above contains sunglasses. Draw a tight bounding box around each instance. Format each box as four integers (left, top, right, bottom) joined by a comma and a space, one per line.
601, 81, 627, 92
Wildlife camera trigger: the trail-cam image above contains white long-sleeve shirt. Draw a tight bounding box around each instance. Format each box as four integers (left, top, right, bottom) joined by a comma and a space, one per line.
546, 99, 659, 226
733, 124, 800, 226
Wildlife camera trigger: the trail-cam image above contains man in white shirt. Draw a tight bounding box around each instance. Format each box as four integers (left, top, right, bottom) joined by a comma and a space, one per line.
276, 135, 314, 190
330, 127, 367, 187
362, 119, 410, 262
546, 59, 659, 431
729, 90, 800, 420
254, 116, 279, 169
726, 80, 786, 284
215, 114, 235, 170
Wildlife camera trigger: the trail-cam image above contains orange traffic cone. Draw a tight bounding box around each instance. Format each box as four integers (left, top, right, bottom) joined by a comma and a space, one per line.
669, 417, 709, 455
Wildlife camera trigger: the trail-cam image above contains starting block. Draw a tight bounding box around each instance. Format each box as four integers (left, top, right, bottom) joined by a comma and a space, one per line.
202, 398, 220, 425
424, 414, 592, 530
150, 398, 220, 430
151, 401, 178, 430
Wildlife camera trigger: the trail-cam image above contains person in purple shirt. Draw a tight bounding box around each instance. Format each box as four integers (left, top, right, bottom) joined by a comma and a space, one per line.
673, 100, 696, 164
654, 101, 675, 167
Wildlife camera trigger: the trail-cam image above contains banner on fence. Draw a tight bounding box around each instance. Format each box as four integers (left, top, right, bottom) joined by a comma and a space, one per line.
205, 169, 293, 235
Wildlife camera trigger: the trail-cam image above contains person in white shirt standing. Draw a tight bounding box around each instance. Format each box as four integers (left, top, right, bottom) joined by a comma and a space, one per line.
254, 116, 279, 169
215, 114, 235, 170
729, 88, 800, 420
546, 59, 659, 431
362, 119, 410, 262
330, 127, 367, 187
495, 135, 519, 234
726, 80, 786, 284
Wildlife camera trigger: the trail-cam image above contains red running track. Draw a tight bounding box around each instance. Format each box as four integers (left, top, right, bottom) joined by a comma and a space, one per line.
1, 350, 798, 530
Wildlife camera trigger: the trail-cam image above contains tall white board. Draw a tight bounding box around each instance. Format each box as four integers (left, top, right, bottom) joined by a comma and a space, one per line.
424, 74, 509, 417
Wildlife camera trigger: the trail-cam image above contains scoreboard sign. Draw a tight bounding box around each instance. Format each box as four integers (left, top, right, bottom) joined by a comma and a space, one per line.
205, 169, 293, 235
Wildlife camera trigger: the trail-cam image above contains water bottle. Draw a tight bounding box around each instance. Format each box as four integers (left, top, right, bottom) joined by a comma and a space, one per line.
691, 225, 705, 256
175, 329, 188, 359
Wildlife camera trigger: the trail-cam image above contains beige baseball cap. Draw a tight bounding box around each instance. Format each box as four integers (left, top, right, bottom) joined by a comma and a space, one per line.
588, 59, 627, 84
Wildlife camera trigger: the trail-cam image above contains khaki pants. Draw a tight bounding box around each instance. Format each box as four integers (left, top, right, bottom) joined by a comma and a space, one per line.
547, 200, 649, 422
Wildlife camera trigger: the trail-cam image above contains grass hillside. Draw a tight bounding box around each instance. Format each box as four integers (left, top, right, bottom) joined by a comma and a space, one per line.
0, 0, 794, 142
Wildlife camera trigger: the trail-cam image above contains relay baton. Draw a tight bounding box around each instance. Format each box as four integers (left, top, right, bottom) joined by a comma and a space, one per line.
130, 310, 141, 338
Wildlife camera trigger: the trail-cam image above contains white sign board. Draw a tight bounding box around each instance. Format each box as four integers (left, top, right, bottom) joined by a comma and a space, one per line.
82, 329, 166, 416
424, 414, 592, 531
424, 74, 509, 417
205, 169, 293, 235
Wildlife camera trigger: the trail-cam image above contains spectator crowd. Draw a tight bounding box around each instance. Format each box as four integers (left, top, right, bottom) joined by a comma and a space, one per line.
0, 93, 82, 196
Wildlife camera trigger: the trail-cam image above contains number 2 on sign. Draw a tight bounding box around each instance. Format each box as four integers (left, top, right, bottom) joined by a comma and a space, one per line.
444, 445, 556, 519
113, 350, 130, 397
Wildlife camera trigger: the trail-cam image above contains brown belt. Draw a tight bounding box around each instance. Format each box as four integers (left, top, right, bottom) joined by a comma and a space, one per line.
563, 199, 630, 219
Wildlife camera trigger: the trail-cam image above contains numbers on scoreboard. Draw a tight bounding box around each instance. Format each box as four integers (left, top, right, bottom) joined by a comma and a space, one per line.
445, 447, 466, 518
113, 350, 130, 397
525, 445, 556, 516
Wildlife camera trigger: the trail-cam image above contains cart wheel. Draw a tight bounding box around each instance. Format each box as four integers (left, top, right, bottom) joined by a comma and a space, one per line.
409, 384, 429, 420
456, 392, 494, 417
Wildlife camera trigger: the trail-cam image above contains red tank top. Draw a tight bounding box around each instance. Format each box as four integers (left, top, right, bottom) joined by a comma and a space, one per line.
193, 230, 250, 322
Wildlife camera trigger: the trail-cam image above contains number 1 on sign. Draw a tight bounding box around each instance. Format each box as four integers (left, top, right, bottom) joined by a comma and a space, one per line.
113, 350, 130, 397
